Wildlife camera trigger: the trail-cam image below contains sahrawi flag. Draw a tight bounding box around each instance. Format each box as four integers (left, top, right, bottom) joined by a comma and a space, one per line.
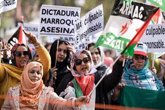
8, 24, 26, 46
146, 0, 165, 12
95, 0, 159, 56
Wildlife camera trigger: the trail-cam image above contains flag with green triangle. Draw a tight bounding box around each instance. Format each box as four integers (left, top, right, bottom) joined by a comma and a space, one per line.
146, 0, 165, 12
95, 0, 159, 56
121, 8, 160, 56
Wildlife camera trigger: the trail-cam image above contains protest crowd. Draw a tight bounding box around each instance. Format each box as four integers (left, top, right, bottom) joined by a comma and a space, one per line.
0, 0, 165, 110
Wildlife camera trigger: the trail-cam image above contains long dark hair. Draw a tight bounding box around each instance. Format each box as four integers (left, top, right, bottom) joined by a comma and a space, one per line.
49, 39, 71, 68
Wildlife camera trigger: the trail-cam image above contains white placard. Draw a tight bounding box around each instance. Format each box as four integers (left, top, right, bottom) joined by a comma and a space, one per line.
39, 5, 80, 37
140, 24, 165, 52
75, 4, 104, 50
23, 23, 39, 38
0, 0, 17, 14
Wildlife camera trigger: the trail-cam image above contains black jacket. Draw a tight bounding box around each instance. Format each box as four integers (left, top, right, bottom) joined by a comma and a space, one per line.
95, 61, 123, 110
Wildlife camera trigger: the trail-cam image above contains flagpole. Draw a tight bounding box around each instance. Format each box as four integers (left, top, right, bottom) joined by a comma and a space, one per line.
88, 54, 121, 97
0, 13, 2, 63
54, 39, 59, 68
89, 8, 160, 97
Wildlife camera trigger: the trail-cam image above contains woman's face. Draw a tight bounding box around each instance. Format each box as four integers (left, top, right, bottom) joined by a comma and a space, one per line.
133, 54, 147, 69
28, 65, 42, 82
15, 46, 30, 68
56, 43, 68, 62
75, 53, 91, 75
88, 46, 101, 66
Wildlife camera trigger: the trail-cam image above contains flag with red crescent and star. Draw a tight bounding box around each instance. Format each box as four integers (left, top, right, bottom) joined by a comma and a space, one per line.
95, 0, 159, 56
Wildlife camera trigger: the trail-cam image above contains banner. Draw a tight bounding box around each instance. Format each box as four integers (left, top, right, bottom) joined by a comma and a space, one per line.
0, 0, 17, 14
119, 86, 165, 109
95, 0, 159, 52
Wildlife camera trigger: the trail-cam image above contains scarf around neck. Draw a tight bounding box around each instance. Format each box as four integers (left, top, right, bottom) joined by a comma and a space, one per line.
20, 61, 44, 106
74, 74, 94, 96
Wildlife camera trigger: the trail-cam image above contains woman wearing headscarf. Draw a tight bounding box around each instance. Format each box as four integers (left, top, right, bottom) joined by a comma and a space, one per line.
2, 61, 88, 110
0, 32, 51, 107
86, 43, 112, 106
121, 43, 164, 90
46, 39, 74, 95
60, 50, 123, 110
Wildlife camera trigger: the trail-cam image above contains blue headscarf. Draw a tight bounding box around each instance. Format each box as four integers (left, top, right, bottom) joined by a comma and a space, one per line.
122, 59, 164, 91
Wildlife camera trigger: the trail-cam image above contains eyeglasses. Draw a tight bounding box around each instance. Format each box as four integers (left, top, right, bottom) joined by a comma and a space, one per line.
15, 51, 29, 57
75, 57, 90, 65
134, 55, 147, 60
57, 48, 67, 54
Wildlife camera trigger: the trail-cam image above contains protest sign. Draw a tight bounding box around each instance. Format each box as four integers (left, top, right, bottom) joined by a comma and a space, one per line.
40, 5, 80, 37
140, 24, 165, 53
75, 4, 104, 50
24, 23, 39, 38
0, 0, 17, 14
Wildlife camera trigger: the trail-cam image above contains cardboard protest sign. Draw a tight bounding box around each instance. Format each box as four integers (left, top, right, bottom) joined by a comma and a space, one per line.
75, 4, 104, 50
40, 5, 80, 37
140, 24, 165, 53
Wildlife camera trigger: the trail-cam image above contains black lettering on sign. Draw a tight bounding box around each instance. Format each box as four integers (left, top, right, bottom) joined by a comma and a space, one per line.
40, 27, 74, 34
41, 8, 79, 17
3, 0, 16, 6
119, 1, 144, 19
41, 18, 73, 26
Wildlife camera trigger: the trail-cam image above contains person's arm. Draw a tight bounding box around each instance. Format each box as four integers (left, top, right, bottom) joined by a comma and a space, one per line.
35, 44, 51, 77
0, 64, 5, 82
23, 31, 51, 77
101, 59, 124, 93
48, 89, 87, 110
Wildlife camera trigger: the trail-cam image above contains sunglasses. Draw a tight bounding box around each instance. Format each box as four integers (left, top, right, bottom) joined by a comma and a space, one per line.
134, 55, 147, 60
57, 48, 67, 54
15, 51, 29, 57
75, 57, 90, 65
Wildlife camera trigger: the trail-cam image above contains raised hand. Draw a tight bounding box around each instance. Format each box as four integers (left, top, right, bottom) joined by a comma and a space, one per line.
50, 67, 57, 80
67, 44, 76, 53
23, 30, 39, 46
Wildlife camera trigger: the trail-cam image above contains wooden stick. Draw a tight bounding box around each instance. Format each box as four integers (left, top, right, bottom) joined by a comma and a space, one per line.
88, 54, 121, 97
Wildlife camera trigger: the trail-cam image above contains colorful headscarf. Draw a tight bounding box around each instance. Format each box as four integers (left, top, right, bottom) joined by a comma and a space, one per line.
11, 43, 32, 66
122, 59, 164, 90
70, 50, 96, 77
70, 50, 96, 96
20, 61, 44, 106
